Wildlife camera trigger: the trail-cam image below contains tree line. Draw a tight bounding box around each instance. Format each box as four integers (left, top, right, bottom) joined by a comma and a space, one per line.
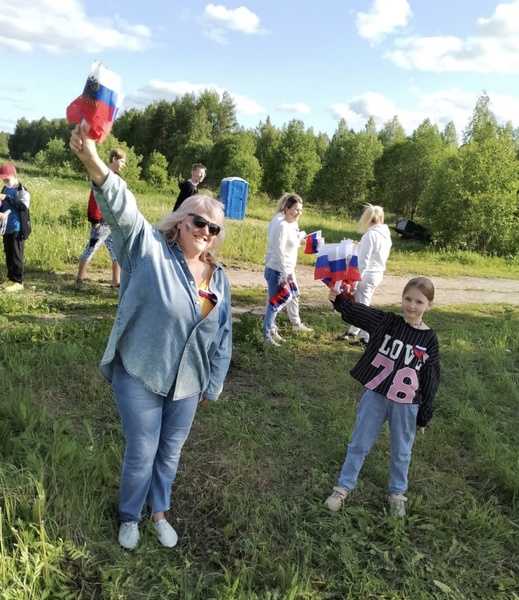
3, 91, 519, 256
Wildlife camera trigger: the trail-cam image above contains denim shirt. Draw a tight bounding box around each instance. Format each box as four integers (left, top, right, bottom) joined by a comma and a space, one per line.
93, 171, 232, 401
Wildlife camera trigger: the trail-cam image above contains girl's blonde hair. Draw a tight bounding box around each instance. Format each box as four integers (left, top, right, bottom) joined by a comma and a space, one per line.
275, 193, 303, 214
358, 203, 385, 233
156, 195, 226, 265
403, 277, 435, 302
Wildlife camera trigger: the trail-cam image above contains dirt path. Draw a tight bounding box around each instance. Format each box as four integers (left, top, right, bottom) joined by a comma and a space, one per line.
226, 264, 519, 313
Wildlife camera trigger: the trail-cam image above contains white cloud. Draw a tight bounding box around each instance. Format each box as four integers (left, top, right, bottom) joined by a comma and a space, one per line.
327, 89, 511, 136
0, 0, 152, 54
125, 79, 267, 117
330, 92, 397, 127
356, 0, 411, 43
202, 4, 264, 43
276, 103, 311, 115
386, 1, 519, 73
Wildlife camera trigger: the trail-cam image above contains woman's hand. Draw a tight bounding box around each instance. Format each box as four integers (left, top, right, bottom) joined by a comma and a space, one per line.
419, 427, 426, 435
69, 124, 110, 186
69, 124, 97, 161
329, 288, 339, 302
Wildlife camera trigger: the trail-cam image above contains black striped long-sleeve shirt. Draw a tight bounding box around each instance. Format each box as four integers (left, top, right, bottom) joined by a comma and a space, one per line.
333, 295, 440, 427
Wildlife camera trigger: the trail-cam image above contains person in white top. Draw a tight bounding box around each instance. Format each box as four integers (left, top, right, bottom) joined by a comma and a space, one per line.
340, 204, 392, 346
264, 194, 313, 346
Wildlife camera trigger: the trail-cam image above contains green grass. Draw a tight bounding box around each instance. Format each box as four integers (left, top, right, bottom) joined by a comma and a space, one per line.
1, 175, 518, 598
19, 173, 519, 278
0, 278, 518, 599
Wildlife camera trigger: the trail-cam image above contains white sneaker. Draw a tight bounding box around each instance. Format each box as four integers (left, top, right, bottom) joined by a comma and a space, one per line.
292, 323, 313, 333
388, 493, 408, 518
324, 486, 349, 511
264, 337, 281, 347
118, 522, 140, 549
153, 519, 178, 548
3, 281, 23, 293
272, 331, 285, 342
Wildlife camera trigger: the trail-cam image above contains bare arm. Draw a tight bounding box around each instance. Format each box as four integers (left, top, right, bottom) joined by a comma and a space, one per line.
69, 124, 110, 187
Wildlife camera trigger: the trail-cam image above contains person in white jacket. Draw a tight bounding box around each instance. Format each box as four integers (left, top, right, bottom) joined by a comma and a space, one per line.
264, 194, 313, 345
265, 193, 312, 340
340, 204, 392, 346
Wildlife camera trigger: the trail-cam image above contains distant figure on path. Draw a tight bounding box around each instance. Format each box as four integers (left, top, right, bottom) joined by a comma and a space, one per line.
340, 203, 392, 346
76, 149, 126, 288
264, 193, 313, 346
173, 163, 207, 211
0, 163, 31, 293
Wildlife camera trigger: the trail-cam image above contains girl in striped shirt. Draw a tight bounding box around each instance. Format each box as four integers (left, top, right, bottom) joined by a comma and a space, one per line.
325, 277, 440, 517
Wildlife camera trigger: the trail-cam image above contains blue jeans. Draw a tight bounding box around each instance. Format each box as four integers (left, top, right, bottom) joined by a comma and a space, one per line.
337, 389, 418, 495
112, 359, 199, 523
264, 266, 283, 338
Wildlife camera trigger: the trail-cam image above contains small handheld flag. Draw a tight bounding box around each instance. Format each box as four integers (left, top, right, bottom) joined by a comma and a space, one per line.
304, 230, 324, 254
269, 284, 292, 312
316, 239, 362, 302
0, 209, 11, 235
268, 275, 299, 312
66, 61, 123, 143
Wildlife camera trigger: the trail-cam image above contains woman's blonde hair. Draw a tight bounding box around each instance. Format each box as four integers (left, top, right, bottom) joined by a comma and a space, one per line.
156, 195, 226, 264
403, 276, 435, 302
358, 203, 385, 233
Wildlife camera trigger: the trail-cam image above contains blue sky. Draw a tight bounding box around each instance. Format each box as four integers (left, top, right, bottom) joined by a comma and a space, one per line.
1, 0, 519, 139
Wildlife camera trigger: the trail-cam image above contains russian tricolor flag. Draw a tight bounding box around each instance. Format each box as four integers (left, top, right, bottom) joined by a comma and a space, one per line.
328, 244, 349, 281
304, 230, 324, 254
67, 61, 123, 143
345, 251, 362, 283
314, 244, 332, 280
269, 284, 292, 311
413, 346, 429, 363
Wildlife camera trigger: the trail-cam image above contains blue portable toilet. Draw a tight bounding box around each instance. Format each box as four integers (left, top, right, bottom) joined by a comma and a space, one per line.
219, 177, 249, 220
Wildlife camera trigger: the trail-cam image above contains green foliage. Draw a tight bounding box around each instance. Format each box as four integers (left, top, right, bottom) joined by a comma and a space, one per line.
423, 126, 519, 254
372, 119, 449, 219
311, 118, 383, 214
8, 117, 72, 160
142, 150, 169, 188
378, 115, 406, 147
58, 203, 85, 229
0, 131, 10, 156
34, 138, 75, 178
261, 119, 321, 199
210, 132, 262, 195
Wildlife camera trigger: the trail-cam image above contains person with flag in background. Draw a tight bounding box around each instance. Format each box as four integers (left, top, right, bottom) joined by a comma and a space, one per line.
75, 148, 126, 288
0, 164, 31, 293
339, 203, 392, 346
173, 163, 207, 212
264, 193, 313, 346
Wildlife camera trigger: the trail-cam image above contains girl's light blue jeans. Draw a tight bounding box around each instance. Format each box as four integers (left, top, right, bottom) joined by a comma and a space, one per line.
112, 358, 199, 523
338, 389, 418, 495
264, 266, 283, 339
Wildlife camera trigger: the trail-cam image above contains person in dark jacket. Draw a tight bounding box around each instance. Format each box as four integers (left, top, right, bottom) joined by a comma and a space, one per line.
0, 163, 31, 293
75, 149, 126, 287
173, 163, 207, 211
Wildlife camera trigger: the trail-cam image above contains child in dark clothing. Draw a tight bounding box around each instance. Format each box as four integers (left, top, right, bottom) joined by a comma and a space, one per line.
0, 164, 31, 292
325, 276, 440, 517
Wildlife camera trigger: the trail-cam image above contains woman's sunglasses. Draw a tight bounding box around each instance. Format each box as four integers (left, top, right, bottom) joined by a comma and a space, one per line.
188, 213, 221, 236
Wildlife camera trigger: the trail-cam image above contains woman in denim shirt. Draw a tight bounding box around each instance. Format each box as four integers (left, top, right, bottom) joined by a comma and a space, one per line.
70, 125, 232, 550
